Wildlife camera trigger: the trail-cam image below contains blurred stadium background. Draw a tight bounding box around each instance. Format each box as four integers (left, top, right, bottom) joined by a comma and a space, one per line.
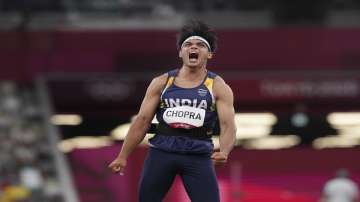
0, 0, 360, 201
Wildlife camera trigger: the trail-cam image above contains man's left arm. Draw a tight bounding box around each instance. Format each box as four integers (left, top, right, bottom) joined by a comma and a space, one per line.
211, 77, 236, 165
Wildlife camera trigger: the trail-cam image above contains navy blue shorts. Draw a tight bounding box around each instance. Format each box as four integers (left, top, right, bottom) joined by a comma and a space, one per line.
139, 147, 220, 202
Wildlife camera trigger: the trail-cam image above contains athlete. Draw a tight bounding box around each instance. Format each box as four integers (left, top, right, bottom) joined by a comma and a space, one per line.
108, 20, 236, 202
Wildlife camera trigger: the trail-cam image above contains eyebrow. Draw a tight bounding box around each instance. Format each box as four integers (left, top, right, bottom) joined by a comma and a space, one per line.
184, 41, 207, 46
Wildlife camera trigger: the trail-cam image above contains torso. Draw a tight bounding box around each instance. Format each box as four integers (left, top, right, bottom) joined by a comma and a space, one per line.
149, 69, 219, 154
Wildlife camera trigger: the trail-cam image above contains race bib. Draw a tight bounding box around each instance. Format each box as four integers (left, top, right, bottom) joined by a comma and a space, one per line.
163, 106, 205, 129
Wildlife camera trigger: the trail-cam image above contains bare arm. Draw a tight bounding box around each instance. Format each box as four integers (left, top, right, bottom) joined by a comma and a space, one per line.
211, 76, 236, 164
108, 74, 167, 174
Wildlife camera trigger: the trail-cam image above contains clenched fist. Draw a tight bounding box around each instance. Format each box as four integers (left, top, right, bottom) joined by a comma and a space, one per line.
211, 151, 228, 165
108, 157, 127, 175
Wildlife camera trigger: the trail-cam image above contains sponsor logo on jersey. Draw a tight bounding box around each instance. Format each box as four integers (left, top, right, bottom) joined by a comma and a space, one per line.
198, 88, 208, 97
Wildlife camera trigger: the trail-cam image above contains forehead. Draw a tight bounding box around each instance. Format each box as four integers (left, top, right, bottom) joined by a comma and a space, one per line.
180, 36, 212, 51
183, 38, 206, 45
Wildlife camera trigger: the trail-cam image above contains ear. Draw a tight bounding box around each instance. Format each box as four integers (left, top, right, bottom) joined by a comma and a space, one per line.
178, 50, 182, 58
207, 52, 213, 59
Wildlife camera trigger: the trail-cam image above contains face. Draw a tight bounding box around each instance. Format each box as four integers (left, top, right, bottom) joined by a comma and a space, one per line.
179, 38, 213, 68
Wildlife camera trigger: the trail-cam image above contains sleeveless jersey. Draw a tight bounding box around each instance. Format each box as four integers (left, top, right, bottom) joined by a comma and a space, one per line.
149, 69, 218, 154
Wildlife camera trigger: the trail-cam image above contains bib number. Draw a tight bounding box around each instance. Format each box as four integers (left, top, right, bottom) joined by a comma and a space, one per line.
163, 106, 205, 129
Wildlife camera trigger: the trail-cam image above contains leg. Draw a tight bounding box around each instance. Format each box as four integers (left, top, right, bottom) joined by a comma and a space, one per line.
180, 154, 220, 202
139, 148, 177, 202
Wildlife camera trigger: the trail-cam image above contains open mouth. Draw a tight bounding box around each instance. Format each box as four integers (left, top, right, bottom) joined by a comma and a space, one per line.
189, 53, 198, 60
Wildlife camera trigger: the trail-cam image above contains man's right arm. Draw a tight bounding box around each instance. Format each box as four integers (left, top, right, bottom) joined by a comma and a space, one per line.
108, 74, 167, 174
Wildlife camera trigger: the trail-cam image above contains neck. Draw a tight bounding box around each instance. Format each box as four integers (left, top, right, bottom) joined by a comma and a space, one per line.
179, 66, 207, 80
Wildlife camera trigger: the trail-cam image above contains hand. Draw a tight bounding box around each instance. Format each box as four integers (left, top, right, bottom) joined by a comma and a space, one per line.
211, 151, 228, 165
108, 156, 127, 175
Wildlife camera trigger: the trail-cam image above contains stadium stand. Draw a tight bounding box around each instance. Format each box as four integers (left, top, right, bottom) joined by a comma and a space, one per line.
0, 80, 78, 202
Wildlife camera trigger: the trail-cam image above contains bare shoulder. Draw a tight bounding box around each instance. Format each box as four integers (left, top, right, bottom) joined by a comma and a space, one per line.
147, 73, 168, 94
152, 73, 168, 84
213, 75, 234, 99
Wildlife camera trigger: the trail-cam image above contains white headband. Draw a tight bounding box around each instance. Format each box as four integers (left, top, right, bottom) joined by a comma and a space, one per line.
181, 36, 211, 51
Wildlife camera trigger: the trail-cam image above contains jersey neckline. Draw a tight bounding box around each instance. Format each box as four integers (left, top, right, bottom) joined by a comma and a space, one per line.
171, 68, 209, 90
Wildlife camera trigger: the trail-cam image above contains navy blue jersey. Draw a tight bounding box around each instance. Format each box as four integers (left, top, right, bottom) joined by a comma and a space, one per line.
149, 69, 218, 154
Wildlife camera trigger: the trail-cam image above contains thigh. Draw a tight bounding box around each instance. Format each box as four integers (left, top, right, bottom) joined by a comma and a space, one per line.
139, 148, 177, 202
180, 154, 220, 202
